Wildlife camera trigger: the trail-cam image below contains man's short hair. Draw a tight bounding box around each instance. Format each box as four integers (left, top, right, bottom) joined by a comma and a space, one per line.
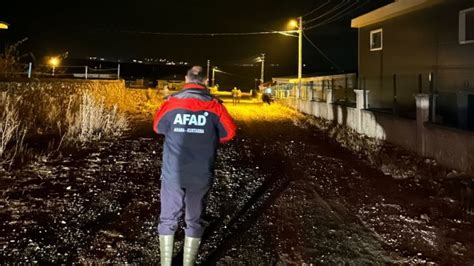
186, 66, 206, 84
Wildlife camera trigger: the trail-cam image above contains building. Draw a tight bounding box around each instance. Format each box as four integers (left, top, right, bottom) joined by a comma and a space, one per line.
351, 0, 474, 129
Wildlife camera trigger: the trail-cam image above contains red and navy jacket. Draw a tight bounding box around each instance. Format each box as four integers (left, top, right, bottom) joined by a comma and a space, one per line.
153, 83, 237, 186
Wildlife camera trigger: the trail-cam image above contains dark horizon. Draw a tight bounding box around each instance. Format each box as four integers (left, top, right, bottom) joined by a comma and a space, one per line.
1, 0, 392, 88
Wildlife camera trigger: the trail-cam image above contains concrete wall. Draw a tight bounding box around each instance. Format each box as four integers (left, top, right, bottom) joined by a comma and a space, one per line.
361, 110, 418, 151
424, 123, 474, 174
280, 97, 473, 175
281, 98, 418, 153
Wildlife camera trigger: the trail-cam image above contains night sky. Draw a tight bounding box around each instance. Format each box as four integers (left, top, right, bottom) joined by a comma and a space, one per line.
2, 0, 391, 88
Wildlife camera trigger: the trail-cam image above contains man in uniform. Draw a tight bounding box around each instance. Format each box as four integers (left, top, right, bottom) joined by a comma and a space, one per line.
153, 66, 237, 265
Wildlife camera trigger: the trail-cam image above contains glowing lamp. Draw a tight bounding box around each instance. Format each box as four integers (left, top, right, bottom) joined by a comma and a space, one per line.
288, 19, 299, 29
0, 22, 9, 30
49, 57, 60, 67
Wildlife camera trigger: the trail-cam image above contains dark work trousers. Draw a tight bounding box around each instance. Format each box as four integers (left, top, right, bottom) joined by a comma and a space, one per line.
158, 178, 211, 238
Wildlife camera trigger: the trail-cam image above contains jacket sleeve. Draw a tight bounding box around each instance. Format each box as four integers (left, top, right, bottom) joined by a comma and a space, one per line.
153, 100, 172, 135
217, 104, 237, 143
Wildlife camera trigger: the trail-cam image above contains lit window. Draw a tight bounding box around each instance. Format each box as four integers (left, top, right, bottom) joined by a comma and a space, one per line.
459, 7, 474, 44
370, 29, 383, 51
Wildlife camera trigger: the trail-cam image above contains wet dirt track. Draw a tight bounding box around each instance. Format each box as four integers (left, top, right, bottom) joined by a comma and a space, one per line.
1, 102, 474, 264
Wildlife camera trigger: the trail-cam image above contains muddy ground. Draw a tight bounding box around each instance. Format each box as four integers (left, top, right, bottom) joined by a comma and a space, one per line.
1, 102, 473, 264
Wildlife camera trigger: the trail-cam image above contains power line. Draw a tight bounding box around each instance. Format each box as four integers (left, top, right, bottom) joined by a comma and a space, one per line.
117, 29, 297, 37
305, 0, 360, 28
302, 0, 331, 18
305, 0, 369, 30
303, 0, 349, 25
303, 31, 343, 72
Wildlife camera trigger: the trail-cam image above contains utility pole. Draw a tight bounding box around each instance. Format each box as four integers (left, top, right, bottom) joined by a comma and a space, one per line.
206, 59, 210, 81
212, 67, 217, 87
117, 63, 121, 79
298, 16, 303, 96
260, 53, 265, 84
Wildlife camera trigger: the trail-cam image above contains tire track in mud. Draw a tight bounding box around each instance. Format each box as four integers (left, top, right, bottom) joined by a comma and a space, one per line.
202, 140, 299, 264
197, 119, 311, 264
200, 118, 398, 264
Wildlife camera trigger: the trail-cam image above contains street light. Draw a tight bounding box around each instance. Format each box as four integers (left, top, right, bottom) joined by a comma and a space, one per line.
289, 17, 303, 97
48, 57, 61, 76
0, 21, 9, 30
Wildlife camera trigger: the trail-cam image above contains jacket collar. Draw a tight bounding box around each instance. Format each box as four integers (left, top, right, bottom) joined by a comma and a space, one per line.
182, 83, 207, 90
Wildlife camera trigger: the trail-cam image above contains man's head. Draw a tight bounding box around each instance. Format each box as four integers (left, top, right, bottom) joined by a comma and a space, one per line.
185, 66, 208, 85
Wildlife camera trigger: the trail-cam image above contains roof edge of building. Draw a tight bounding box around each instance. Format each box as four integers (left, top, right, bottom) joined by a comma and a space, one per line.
351, 0, 440, 28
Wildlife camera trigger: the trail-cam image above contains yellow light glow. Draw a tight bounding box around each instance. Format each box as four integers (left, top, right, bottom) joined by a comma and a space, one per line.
49, 57, 60, 67
288, 19, 298, 29
0, 22, 8, 30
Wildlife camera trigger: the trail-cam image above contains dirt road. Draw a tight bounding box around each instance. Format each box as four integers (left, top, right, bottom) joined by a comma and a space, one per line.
1, 102, 473, 264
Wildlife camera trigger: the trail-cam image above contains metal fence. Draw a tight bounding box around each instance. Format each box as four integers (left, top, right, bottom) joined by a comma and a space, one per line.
358, 73, 429, 119
1, 62, 121, 80
272, 73, 357, 107
273, 70, 474, 131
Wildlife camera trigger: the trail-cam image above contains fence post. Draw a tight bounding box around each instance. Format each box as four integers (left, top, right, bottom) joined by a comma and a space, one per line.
326, 83, 334, 104
418, 73, 422, 93
429, 72, 435, 123
322, 80, 326, 101
457, 91, 469, 129
326, 81, 335, 121
344, 75, 348, 103
393, 74, 397, 115
415, 94, 430, 156
117, 63, 121, 79
354, 89, 370, 133
85, 66, 88, 79
28, 62, 32, 78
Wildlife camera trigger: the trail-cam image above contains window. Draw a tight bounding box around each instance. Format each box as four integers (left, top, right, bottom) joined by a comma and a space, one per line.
459, 7, 474, 44
370, 29, 383, 51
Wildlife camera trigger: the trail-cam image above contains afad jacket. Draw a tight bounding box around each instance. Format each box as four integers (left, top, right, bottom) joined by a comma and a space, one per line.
153, 83, 237, 186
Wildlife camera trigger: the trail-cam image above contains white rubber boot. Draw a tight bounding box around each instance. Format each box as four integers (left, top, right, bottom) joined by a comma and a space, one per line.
183, 236, 201, 266
159, 235, 174, 266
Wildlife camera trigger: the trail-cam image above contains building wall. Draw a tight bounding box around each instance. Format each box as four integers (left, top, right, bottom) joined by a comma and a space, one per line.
358, 0, 474, 117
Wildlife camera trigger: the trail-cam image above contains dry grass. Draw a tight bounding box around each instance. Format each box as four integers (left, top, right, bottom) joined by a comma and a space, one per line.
65, 92, 128, 143
0, 80, 150, 163
0, 93, 27, 162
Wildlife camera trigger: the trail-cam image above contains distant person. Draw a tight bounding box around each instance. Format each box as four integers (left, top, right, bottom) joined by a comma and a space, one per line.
237, 89, 242, 103
231, 87, 239, 105
153, 66, 237, 266
262, 93, 272, 105
163, 85, 170, 97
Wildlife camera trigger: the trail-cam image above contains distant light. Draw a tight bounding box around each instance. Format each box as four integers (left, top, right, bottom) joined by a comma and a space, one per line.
0, 21, 9, 30
49, 57, 60, 67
